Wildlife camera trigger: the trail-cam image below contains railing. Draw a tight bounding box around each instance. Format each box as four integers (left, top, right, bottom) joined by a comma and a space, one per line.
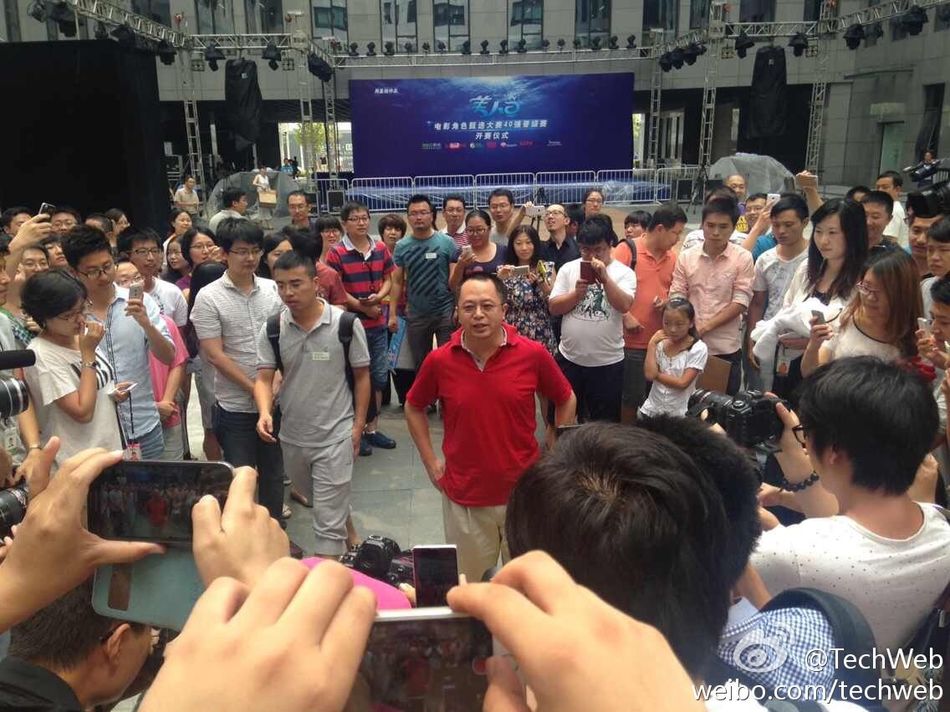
336, 167, 700, 212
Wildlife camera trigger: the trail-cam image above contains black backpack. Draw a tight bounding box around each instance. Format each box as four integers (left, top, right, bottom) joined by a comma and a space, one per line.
624, 237, 639, 271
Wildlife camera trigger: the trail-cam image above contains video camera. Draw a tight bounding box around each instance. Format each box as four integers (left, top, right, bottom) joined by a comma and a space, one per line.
908, 181, 950, 218
687, 389, 786, 450
0, 350, 37, 536
340, 535, 414, 587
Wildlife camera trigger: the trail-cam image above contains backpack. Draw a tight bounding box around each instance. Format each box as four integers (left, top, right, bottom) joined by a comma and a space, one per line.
708, 587, 886, 712
623, 237, 638, 271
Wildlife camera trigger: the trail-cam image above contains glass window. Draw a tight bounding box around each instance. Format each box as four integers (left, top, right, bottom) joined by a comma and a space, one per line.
313, 0, 347, 41
641, 0, 675, 46
382, 0, 417, 50
132, 0, 171, 25
195, 0, 234, 33
689, 0, 708, 29
575, 0, 609, 48
803, 0, 821, 20
509, 0, 542, 50
739, 0, 773, 22
434, 0, 468, 51
246, 0, 283, 32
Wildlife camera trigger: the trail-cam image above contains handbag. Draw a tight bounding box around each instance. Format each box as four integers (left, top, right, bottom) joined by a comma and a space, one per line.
259, 189, 277, 207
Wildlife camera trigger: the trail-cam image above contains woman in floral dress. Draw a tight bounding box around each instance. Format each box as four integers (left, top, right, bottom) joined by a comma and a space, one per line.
498, 225, 555, 354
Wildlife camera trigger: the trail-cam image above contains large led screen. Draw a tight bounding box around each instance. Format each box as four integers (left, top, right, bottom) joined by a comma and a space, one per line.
349, 73, 634, 176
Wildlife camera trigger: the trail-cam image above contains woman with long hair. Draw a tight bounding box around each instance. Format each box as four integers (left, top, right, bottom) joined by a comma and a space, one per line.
498, 225, 555, 353
802, 249, 921, 376
176, 227, 219, 297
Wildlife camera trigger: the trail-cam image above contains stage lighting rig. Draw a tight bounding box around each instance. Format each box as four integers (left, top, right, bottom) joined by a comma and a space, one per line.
517, 39, 527, 53
307, 51, 334, 81
788, 32, 808, 56
591, 36, 602, 50
347, 42, 359, 57
204, 41, 225, 71
111, 23, 135, 47
460, 40, 471, 55
843, 23, 865, 49
27, 0, 48, 23
264, 41, 283, 69
49, 1, 77, 37
626, 35, 636, 49
480, 40, 490, 55
659, 53, 673, 72
437, 40, 446, 53
383, 41, 395, 56
900, 6, 928, 35
683, 43, 700, 64
670, 47, 685, 68
499, 39, 509, 54
366, 41, 377, 56
608, 35, 619, 50
734, 30, 754, 58
868, 22, 884, 39
94, 20, 108, 39
158, 39, 177, 65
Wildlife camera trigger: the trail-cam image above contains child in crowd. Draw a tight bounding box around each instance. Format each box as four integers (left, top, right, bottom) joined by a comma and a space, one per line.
623, 210, 651, 242
639, 298, 708, 418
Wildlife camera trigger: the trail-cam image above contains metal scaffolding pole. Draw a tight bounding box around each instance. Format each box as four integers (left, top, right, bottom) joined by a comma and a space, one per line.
646, 30, 664, 169
804, 2, 836, 172
296, 56, 317, 186
177, 54, 207, 205
323, 76, 340, 181
697, 1, 726, 172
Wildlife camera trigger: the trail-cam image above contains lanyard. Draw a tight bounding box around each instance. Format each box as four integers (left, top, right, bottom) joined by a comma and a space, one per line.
99, 300, 136, 442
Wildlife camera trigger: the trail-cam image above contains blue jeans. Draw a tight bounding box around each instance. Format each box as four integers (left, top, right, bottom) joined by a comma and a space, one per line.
137, 423, 166, 460
365, 325, 390, 391
212, 404, 284, 521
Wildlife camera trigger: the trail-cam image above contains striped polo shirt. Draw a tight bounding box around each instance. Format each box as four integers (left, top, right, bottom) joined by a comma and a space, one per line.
326, 235, 395, 330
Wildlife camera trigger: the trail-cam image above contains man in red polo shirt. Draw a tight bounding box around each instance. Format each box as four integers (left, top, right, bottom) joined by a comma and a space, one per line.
405, 273, 576, 581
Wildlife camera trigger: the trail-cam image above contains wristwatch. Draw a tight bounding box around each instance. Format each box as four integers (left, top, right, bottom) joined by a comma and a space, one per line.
81, 360, 97, 369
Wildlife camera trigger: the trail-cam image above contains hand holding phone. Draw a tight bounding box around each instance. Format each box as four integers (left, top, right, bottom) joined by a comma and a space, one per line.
129, 283, 145, 302
511, 265, 530, 278
579, 261, 596, 283
810, 310, 826, 326
38, 202, 56, 216
918, 317, 932, 334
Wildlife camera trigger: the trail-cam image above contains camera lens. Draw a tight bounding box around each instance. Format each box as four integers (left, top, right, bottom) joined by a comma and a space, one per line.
0, 377, 29, 420
0, 483, 29, 537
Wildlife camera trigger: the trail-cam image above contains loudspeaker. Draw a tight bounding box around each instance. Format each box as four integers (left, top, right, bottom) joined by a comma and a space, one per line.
0, 41, 167, 230
327, 189, 346, 214
225, 59, 263, 151
747, 46, 788, 139
675, 179, 694, 202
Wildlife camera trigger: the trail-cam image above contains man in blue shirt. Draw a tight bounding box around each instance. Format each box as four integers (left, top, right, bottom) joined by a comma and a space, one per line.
63, 226, 174, 459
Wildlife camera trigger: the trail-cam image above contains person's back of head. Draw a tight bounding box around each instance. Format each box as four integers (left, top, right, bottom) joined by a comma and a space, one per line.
505, 423, 732, 677
188, 261, 227, 312
280, 225, 322, 263
9, 579, 151, 707
845, 185, 872, 202
799, 356, 937, 495
566, 203, 585, 234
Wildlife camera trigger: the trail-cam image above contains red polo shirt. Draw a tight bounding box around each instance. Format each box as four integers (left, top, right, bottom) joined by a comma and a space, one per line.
407, 323, 573, 507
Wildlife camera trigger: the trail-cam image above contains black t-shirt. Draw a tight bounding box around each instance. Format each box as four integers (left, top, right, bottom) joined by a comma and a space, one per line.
0, 657, 83, 711
540, 236, 581, 272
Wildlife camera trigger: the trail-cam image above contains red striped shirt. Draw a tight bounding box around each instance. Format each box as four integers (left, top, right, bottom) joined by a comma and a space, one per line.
326, 238, 395, 329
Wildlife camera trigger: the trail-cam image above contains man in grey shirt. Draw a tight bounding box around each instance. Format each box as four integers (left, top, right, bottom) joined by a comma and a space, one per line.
254, 250, 370, 556
208, 188, 249, 234
191, 219, 284, 521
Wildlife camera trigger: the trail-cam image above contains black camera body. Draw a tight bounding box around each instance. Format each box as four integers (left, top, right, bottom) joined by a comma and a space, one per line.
340, 535, 414, 587
908, 181, 950, 218
688, 389, 786, 449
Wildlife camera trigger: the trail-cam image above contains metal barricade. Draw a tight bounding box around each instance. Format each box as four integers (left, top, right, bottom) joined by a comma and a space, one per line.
534, 171, 597, 207
654, 165, 701, 204
474, 173, 536, 208
412, 175, 477, 209
348, 176, 415, 213
312, 177, 350, 214
595, 169, 663, 205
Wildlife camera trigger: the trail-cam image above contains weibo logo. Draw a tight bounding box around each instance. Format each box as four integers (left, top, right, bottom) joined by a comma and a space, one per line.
469, 94, 522, 118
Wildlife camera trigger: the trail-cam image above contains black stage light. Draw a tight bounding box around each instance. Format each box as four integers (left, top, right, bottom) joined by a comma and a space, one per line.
573, 38, 582, 49
27, 0, 48, 23
591, 36, 602, 50
608, 35, 619, 49
901, 6, 928, 35
403, 41, 414, 53
499, 39, 509, 54
111, 23, 135, 47
788, 32, 808, 57
436, 40, 446, 52
264, 41, 283, 69
868, 22, 884, 39
158, 39, 177, 65
94, 20, 109, 39
659, 53, 673, 72
204, 41, 225, 71
480, 39, 490, 54
735, 30, 754, 58
421, 41, 431, 53
347, 42, 358, 57
626, 34, 636, 49
49, 1, 77, 37
460, 40, 470, 55
307, 51, 334, 81
683, 42, 700, 64
541, 38, 550, 50
557, 38, 565, 50
383, 41, 395, 56
843, 23, 865, 49
670, 47, 685, 68
367, 41, 377, 56
517, 39, 527, 53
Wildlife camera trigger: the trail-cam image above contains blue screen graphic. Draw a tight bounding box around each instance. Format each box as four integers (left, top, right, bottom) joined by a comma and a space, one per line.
349, 73, 634, 177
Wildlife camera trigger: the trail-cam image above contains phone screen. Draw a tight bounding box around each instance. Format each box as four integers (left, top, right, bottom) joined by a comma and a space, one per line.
358, 612, 491, 711
413, 546, 459, 607
580, 261, 596, 282
129, 284, 144, 301
88, 461, 232, 544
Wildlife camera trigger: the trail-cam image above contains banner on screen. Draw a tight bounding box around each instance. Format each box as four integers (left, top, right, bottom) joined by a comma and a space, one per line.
350, 73, 634, 177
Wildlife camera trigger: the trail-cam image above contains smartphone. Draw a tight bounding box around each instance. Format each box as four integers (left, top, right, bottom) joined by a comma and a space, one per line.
580, 260, 596, 282
810, 310, 826, 325
412, 545, 459, 607
117, 381, 138, 394
525, 203, 545, 217
460, 245, 474, 259
511, 265, 530, 278
38, 202, 56, 216
128, 283, 144, 301
919, 317, 932, 333
767, 192, 781, 202
87, 460, 233, 545
358, 608, 492, 711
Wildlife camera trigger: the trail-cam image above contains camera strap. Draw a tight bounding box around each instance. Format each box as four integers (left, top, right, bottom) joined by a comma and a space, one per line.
101, 299, 140, 459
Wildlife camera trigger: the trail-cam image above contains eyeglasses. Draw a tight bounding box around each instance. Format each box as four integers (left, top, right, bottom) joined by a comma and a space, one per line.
545, 209, 566, 216
229, 248, 263, 259
190, 242, 215, 252
54, 308, 86, 322
585, 197, 604, 205
132, 248, 162, 257
467, 227, 489, 235
78, 262, 115, 279
408, 210, 432, 218
346, 216, 370, 223
792, 424, 809, 447
21, 260, 49, 270
460, 302, 500, 315
856, 281, 882, 299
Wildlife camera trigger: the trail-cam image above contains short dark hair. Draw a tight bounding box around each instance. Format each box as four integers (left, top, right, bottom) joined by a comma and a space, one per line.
180, 227, 218, 267
807, 199, 868, 300
458, 272, 507, 303
340, 201, 369, 223
701, 197, 740, 226
273, 248, 317, 278
927, 215, 950, 244
799, 357, 937, 495
624, 210, 652, 229
0, 236, 9, 257
117, 226, 161, 256
566, 203, 585, 229
40, 235, 62, 251
582, 187, 605, 204
217, 218, 263, 252
1, 207, 30, 230
286, 190, 309, 205
10, 578, 145, 670
487, 188, 514, 206
704, 186, 737, 204
861, 190, 894, 217
407, 194, 436, 216
443, 194, 467, 210
931, 276, 950, 306
279, 225, 322, 263
187, 261, 227, 315
51, 206, 82, 223
506, 423, 732, 677
770, 194, 809, 222
845, 185, 871, 201
378, 213, 407, 237
314, 216, 343, 235
62, 225, 112, 269
877, 170, 904, 189
221, 188, 246, 210
746, 192, 768, 203
21, 269, 87, 328
648, 203, 688, 231
465, 208, 492, 229
104, 208, 127, 225
576, 213, 617, 247
85, 213, 114, 235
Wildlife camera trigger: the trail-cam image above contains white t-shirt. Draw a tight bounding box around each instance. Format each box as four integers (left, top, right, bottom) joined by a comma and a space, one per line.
752, 247, 809, 323
751, 503, 950, 650
885, 199, 909, 249
682, 228, 746, 251
252, 173, 270, 191
639, 339, 708, 417
822, 318, 901, 364
25, 338, 122, 467
551, 258, 637, 367
146, 279, 188, 327
922, 274, 937, 318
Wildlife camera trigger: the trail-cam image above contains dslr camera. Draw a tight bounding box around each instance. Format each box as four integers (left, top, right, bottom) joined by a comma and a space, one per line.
340, 535, 414, 587
0, 350, 36, 536
687, 389, 786, 450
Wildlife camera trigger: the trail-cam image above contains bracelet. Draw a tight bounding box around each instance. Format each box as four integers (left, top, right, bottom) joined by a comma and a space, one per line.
81, 360, 97, 369
780, 471, 820, 492
27, 445, 41, 451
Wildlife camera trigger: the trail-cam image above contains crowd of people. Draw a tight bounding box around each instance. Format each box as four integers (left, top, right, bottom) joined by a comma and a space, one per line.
0, 164, 949, 711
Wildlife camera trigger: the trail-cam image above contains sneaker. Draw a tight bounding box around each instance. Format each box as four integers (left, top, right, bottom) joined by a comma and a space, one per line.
359, 436, 373, 457
283, 475, 292, 486
364, 430, 396, 449
282, 504, 292, 520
